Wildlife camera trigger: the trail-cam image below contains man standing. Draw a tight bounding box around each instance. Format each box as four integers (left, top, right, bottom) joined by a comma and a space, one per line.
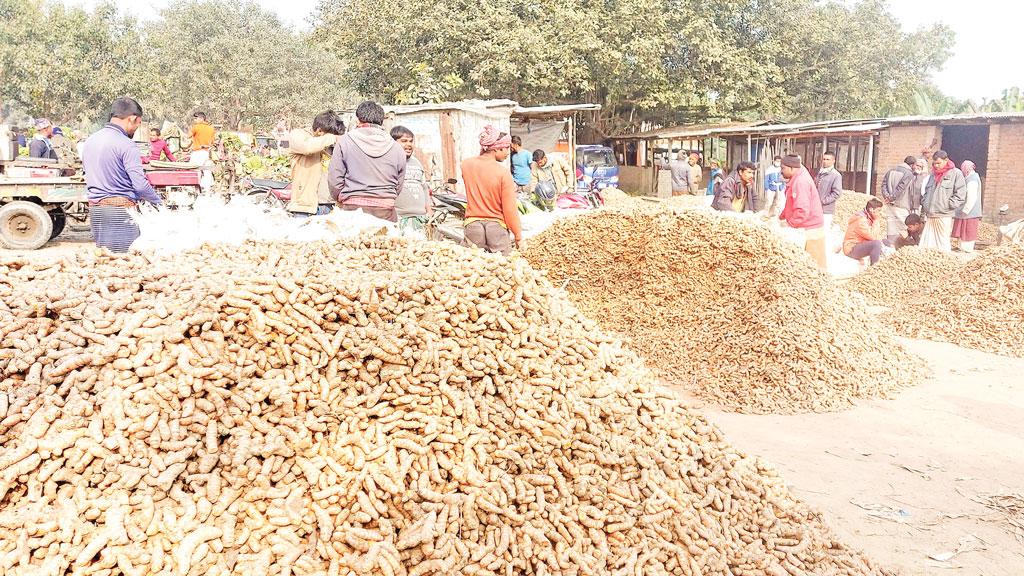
712, 161, 761, 212
509, 136, 533, 194
327, 101, 407, 222
391, 125, 432, 231
688, 152, 702, 195
287, 110, 344, 217
764, 155, 786, 216
815, 151, 843, 231
952, 160, 983, 253
462, 125, 521, 255
779, 154, 826, 269
189, 112, 216, 191
82, 97, 162, 253
530, 149, 572, 210
660, 149, 692, 196
881, 155, 919, 244
920, 150, 966, 252
28, 118, 58, 160
144, 128, 177, 163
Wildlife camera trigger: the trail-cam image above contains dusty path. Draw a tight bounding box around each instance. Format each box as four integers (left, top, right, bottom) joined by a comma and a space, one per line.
1, 227, 94, 260
687, 339, 1024, 575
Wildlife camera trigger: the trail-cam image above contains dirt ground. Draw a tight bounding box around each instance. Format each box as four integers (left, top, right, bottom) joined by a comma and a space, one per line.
684, 339, 1024, 575
4, 234, 1022, 575
1, 226, 94, 260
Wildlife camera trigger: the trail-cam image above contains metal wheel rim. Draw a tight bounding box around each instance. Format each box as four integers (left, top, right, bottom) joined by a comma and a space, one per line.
4, 214, 40, 241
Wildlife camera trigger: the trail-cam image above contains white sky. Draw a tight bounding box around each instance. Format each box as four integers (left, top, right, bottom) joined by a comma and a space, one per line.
67, 0, 1021, 103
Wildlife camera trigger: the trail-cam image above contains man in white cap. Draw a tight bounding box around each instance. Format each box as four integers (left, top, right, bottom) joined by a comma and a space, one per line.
28, 118, 58, 160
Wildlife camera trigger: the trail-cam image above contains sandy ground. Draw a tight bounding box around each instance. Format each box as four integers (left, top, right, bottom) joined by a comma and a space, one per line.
683, 339, 1024, 575
4, 232, 1021, 574
1, 225, 95, 260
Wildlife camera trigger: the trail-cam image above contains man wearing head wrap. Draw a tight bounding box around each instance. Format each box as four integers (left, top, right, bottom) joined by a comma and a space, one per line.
881, 155, 921, 244
778, 154, 827, 269
952, 160, 982, 252
461, 125, 521, 255
29, 118, 58, 160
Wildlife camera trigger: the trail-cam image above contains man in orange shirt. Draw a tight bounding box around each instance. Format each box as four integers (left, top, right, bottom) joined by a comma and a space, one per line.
189, 111, 216, 191
461, 125, 522, 255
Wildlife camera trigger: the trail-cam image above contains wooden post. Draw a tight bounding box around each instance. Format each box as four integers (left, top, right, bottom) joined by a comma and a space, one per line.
866, 134, 875, 197
850, 135, 857, 191
439, 112, 457, 185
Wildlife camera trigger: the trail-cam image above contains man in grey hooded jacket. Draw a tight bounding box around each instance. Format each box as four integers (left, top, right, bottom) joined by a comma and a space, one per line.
815, 151, 843, 231
328, 101, 407, 222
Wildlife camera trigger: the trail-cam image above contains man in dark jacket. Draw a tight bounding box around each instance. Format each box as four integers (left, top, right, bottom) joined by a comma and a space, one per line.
815, 151, 843, 231
712, 161, 761, 212
881, 155, 919, 244
920, 150, 966, 253
28, 118, 58, 160
327, 101, 407, 222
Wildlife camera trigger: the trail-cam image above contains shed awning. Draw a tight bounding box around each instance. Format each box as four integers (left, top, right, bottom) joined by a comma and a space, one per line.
512, 103, 601, 119
379, 99, 518, 115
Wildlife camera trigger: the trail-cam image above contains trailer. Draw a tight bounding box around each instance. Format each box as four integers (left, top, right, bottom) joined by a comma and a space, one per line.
0, 176, 88, 250
1, 159, 204, 250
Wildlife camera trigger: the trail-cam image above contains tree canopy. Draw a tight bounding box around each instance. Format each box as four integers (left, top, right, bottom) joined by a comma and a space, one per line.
0, 0, 989, 134
0, 0, 144, 124
313, 0, 955, 134
0, 0, 355, 131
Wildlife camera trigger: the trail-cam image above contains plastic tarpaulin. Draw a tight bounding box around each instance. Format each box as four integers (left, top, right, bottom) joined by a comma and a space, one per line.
130, 195, 397, 254
511, 119, 567, 154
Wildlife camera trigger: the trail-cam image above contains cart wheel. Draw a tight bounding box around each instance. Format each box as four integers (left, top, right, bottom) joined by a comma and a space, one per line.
247, 189, 282, 209
49, 210, 67, 240
0, 201, 54, 250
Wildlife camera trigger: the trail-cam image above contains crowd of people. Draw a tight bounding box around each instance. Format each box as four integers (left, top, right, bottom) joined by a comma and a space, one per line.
47, 96, 985, 263
657, 146, 978, 269
75, 98, 527, 255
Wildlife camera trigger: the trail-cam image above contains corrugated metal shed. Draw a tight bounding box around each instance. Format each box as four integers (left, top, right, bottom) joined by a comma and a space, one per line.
886, 111, 1024, 124
613, 121, 767, 141
512, 103, 601, 117
614, 112, 1024, 142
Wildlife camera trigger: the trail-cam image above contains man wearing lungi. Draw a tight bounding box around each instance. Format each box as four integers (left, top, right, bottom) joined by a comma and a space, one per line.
82, 97, 163, 253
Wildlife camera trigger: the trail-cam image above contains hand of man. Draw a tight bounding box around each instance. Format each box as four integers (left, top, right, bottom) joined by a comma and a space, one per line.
515, 238, 526, 253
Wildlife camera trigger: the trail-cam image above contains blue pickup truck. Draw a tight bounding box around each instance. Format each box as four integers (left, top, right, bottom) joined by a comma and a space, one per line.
575, 145, 619, 190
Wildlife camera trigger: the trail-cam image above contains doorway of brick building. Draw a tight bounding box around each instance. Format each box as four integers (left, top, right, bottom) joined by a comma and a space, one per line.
941, 124, 989, 176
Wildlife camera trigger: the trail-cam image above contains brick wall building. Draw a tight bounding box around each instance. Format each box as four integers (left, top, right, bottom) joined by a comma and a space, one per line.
610, 113, 1024, 219
878, 116, 1024, 220
985, 123, 1024, 220
874, 125, 941, 183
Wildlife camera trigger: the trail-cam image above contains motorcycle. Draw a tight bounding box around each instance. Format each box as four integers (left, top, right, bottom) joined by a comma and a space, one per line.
556, 178, 605, 210
243, 177, 291, 209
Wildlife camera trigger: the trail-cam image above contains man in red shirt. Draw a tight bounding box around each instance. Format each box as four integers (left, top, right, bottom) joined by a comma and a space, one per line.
143, 128, 176, 163
779, 154, 827, 269
461, 125, 522, 255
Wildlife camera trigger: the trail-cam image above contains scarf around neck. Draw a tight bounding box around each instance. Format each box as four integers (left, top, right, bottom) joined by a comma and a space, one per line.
933, 159, 954, 181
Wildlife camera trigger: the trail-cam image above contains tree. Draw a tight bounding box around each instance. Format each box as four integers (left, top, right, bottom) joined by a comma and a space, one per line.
142, 0, 357, 130
979, 87, 1024, 113
0, 0, 145, 124
313, 0, 955, 134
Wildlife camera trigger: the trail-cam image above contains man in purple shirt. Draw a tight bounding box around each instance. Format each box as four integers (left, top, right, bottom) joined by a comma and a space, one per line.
82, 97, 162, 252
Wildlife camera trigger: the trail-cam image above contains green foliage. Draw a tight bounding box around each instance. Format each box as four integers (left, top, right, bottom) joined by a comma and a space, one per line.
0, 0, 145, 124
0, 0, 356, 131
142, 0, 358, 130
979, 87, 1024, 113
313, 0, 956, 132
